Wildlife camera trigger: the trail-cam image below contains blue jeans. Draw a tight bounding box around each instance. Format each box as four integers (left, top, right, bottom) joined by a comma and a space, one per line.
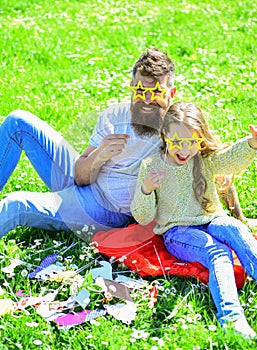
0, 110, 132, 237
164, 216, 257, 325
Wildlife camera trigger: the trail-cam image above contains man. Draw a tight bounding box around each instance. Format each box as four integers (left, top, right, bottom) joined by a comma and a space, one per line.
0, 48, 251, 238
74, 48, 176, 226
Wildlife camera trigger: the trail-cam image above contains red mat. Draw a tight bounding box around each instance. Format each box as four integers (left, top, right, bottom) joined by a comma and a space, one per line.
93, 222, 246, 289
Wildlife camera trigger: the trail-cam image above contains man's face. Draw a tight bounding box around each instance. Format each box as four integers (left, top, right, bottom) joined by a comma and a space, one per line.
130, 72, 175, 136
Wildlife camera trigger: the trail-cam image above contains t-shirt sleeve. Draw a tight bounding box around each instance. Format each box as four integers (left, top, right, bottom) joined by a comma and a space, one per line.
89, 109, 112, 147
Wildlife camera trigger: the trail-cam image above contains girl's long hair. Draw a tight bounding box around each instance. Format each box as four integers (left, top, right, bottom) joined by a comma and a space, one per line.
161, 102, 229, 212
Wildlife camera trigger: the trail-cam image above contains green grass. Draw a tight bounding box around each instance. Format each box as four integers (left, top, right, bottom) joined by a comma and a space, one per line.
0, 0, 257, 348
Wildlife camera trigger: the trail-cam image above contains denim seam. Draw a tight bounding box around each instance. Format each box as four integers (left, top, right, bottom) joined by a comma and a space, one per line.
168, 238, 207, 252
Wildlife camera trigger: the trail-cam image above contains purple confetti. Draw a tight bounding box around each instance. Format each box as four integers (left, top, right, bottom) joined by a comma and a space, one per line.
29, 254, 58, 279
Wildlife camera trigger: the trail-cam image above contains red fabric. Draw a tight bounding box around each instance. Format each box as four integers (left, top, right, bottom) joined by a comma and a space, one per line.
93, 222, 247, 289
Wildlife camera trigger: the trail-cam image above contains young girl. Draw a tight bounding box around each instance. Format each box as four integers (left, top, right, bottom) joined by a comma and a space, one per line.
131, 102, 257, 338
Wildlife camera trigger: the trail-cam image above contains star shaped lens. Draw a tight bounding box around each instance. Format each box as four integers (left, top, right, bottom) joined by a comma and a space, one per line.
165, 132, 204, 150
130, 81, 167, 102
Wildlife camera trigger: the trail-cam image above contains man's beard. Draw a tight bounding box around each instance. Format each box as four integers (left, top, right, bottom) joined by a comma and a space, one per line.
131, 102, 166, 137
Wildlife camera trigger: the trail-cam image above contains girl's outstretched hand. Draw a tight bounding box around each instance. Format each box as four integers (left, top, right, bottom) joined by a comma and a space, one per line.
141, 169, 167, 195
248, 125, 257, 149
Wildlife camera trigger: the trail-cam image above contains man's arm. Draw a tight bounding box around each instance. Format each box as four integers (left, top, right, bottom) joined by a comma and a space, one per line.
74, 134, 129, 186
74, 144, 104, 186
215, 126, 257, 224
216, 177, 245, 221
216, 176, 257, 229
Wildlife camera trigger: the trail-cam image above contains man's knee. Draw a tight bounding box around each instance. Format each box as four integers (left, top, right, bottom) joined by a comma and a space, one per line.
6, 110, 37, 128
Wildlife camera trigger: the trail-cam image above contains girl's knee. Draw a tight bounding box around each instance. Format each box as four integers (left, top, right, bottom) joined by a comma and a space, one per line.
208, 243, 233, 264
216, 216, 247, 230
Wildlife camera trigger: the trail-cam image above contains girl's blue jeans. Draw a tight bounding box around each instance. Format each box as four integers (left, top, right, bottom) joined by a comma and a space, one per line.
0, 110, 132, 237
164, 216, 257, 325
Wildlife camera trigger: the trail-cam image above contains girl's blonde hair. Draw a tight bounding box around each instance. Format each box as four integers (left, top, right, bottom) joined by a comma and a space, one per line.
161, 102, 229, 212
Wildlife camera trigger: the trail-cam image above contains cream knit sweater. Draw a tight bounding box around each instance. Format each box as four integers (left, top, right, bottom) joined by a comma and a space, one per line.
131, 138, 256, 235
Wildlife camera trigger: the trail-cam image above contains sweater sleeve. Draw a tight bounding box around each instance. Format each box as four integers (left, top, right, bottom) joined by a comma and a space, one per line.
130, 159, 157, 225
205, 137, 257, 175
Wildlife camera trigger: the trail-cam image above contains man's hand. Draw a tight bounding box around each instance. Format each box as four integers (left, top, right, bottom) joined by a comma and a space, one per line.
141, 169, 167, 195
248, 125, 257, 149
97, 134, 130, 162
74, 134, 129, 186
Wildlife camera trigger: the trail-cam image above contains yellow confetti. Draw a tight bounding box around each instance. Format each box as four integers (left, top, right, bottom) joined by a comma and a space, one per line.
0, 298, 15, 315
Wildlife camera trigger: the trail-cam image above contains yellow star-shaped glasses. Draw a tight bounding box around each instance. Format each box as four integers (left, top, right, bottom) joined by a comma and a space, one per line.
165, 132, 205, 150
130, 80, 167, 102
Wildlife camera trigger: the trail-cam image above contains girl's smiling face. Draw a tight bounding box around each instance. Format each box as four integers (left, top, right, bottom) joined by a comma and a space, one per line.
164, 123, 202, 166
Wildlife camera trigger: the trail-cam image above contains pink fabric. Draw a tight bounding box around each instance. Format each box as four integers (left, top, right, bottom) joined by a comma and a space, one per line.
55, 309, 106, 326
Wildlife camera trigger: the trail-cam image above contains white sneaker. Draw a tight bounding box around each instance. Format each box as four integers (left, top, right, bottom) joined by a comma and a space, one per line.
233, 317, 256, 339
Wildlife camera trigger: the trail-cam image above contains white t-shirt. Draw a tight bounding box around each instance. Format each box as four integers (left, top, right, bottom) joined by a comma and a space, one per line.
89, 102, 161, 214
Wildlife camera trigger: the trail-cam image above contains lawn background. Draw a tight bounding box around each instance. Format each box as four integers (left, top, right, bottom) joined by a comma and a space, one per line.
0, 0, 257, 349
